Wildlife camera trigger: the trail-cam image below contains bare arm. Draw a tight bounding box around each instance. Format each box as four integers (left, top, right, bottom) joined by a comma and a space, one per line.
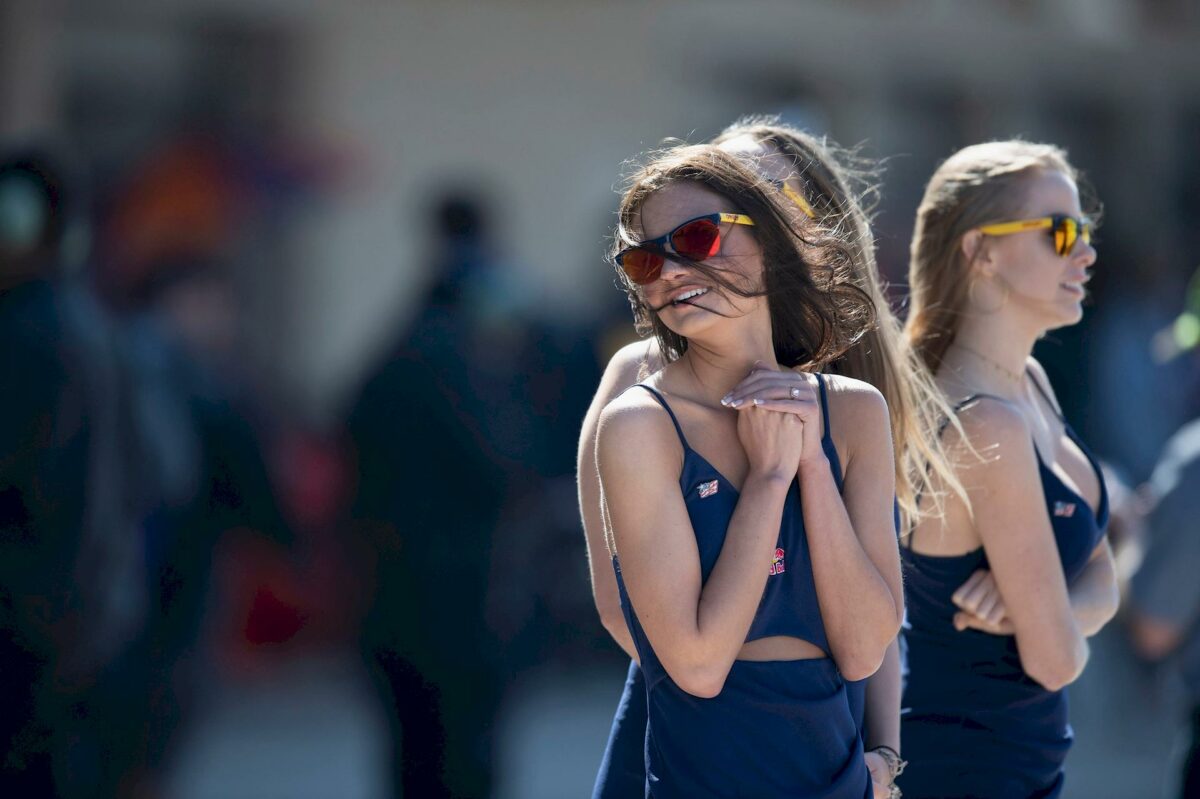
802, 383, 903, 681
1067, 540, 1120, 636
955, 538, 1119, 639
577, 340, 658, 659
723, 372, 902, 681
863, 637, 902, 751
953, 400, 1088, 692
597, 392, 803, 698
862, 638, 903, 797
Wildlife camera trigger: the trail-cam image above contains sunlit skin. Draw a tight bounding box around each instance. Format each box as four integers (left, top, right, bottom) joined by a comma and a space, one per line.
580, 139, 905, 798
633, 185, 764, 340
965, 169, 1097, 334
626, 180, 828, 664
907, 167, 1119, 694
597, 173, 902, 702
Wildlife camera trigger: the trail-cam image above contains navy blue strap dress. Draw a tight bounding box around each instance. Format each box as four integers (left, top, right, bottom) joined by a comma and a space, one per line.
899, 374, 1109, 799
591, 374, 873, 798
601, 374, 870, 799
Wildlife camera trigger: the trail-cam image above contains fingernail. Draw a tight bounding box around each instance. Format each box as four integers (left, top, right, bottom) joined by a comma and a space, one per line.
730, 399, 744, 408
721, 394, 732, 405
752, 398, 763, 406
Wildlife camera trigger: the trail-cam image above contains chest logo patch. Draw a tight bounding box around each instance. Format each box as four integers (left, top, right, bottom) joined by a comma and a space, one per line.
769, 547, 786, 576
698, 480, 719, 498
1054, 501, 1077, 518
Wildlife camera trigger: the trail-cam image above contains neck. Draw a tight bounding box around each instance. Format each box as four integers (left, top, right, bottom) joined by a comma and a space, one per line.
943, 311, 1040, 399
676, 325, 778, 406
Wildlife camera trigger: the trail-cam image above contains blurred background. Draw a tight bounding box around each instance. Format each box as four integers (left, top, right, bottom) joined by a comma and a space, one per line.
2, 0, 1199, 797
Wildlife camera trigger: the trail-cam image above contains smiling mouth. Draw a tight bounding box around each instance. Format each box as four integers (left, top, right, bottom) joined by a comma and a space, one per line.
671, 287, 708, 306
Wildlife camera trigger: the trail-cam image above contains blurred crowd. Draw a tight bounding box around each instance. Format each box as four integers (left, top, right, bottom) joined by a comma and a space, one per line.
0, 134, 624, 798
2, 126, 1200, 797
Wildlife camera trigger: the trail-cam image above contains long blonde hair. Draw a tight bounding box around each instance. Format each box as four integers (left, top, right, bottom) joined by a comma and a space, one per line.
713, 117, 967, 530
906, 140, 1079, 375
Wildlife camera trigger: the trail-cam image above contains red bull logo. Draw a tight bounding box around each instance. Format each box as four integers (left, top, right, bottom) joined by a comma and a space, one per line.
769, 547, 786, 576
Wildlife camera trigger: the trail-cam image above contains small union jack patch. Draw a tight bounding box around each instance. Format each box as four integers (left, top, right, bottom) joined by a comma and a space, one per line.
698, 480, 719, 498
1054, 501, 1076, 518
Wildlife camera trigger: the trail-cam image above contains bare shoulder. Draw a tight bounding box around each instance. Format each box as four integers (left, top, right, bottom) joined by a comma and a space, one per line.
949, 395, 1037, 476
817, 372, 886, 407
954, 393, 1028, 438
814, 372, 888, 428
597, 386, 681, 459
603, 339, 663, 392
805, 372, 890, 464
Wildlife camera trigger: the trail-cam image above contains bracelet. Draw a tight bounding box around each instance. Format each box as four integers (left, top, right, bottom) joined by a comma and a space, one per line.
868, 745, 908, 781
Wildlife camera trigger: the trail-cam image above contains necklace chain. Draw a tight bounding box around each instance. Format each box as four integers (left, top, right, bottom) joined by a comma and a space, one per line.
952, 342, 1024, 385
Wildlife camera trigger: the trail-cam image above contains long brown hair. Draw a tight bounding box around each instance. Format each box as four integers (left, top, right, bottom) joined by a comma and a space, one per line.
612, 144, 875, 371
711, 118, 966, 529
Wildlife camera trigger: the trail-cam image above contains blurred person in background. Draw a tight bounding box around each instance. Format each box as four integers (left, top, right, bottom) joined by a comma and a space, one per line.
1129, 289, 1200, 799
93, 133, 357, 795
0, 148, 152, 797
346, 193, 513, 798
595, 143, 903, 797
347, 184, 604, 795
580, 117, 960, 799
899, 140, 1120, 798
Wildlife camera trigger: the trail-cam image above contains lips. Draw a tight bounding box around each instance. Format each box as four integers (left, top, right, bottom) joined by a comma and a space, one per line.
668, 286, 709, 305
1060, 272, 1092, 294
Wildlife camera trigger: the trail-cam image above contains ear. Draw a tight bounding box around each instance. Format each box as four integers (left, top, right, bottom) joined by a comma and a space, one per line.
960, 229, 992, 274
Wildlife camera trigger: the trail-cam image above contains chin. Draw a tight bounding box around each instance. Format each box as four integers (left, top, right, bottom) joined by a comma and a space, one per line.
1047, 302, 1085, 330
659, 310, 714, 339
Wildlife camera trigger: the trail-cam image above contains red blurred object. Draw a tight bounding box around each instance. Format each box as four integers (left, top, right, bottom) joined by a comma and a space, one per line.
243, 584, 307, 646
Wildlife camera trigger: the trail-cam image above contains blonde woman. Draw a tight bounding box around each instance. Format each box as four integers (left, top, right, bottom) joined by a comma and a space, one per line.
899, 141, 1120, 798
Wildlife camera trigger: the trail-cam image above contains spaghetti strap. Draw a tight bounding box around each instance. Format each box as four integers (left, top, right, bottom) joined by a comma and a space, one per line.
815, 373, 833, 443
936, 393, 1009, 435
813, 374, 844, 493
629, 384, 691, 450
1026, 368, 1065, 421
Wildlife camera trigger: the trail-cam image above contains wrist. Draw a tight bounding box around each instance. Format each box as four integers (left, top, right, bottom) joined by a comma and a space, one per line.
867, 745, 906, 783
796, 450, 831, 476
745, 469, 796, 490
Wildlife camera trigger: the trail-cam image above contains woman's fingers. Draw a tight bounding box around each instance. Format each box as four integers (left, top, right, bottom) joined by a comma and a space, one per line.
724, 370, 817, 407
731, 398, 817, 418
984, 597, 1008, 625
951, 569, 989, 611
974, 591, 1000, 623
954, 607, 1014, 636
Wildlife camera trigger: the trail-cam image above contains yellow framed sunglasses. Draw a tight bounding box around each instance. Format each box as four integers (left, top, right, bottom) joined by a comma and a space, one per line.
769, 178, 817, 219
978, 214, 1092, 257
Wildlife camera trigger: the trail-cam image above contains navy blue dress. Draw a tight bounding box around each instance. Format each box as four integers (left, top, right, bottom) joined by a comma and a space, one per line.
592, 660, 647, 799
604, 376, 870, 799
592, 384, 874, 797
899, 380, 1109, 799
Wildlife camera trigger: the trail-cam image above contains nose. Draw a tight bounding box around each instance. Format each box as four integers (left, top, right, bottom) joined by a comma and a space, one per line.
657, 255, 692, 281
1071, 238, 1097, 268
